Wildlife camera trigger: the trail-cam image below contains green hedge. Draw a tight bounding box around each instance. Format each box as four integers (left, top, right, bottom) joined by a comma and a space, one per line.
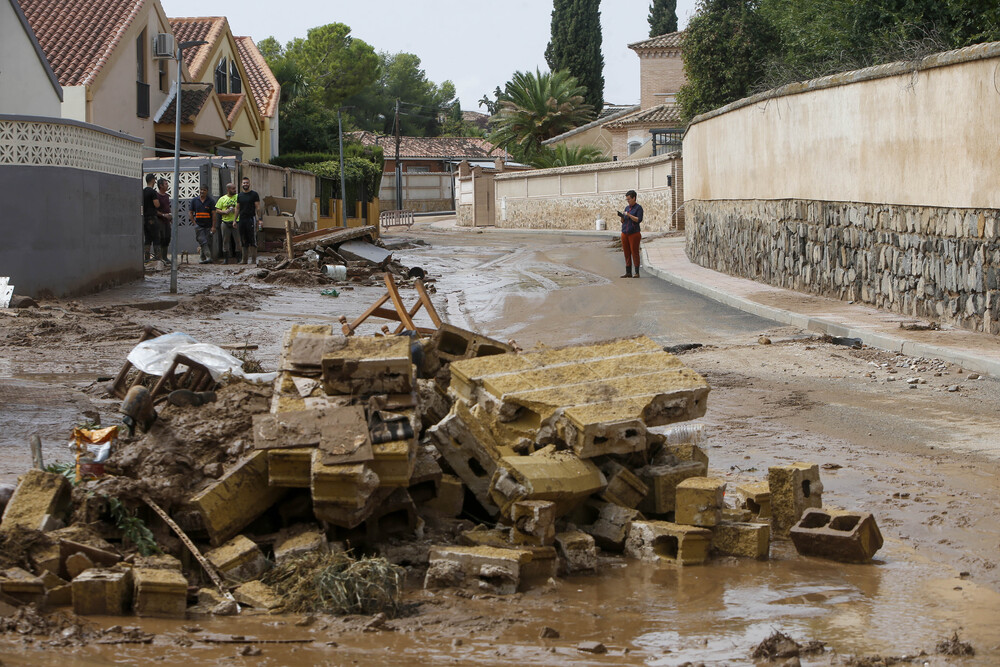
304, 157, 384, 204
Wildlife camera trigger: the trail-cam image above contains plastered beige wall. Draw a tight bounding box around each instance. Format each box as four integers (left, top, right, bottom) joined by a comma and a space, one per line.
1, 1, 61, 117
87, 10, 176, 155
494, 153, 681, 231
684, 43, 1000, 209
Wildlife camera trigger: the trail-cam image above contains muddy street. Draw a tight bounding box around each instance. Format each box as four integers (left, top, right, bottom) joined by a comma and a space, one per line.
2, 222, 999, 665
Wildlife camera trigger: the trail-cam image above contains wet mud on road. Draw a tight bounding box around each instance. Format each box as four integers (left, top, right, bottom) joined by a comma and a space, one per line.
2, 224, 1000, 664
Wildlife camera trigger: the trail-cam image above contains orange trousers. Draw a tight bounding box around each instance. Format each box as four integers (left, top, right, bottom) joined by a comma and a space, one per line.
622, 232, 641, 268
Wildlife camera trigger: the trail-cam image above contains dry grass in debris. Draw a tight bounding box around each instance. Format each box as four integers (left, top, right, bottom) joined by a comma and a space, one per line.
261, 551, 404, 617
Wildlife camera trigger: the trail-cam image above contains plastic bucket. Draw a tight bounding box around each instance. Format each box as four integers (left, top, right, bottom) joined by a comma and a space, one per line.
596, 218, 607, 231
322, 264, 347, 280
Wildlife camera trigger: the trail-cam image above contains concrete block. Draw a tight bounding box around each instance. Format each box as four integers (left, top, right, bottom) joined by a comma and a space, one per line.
65, 552, 96, 580
721, 508, 754, 523
510, 500, 556, 546
370, 436, 417, 487
489, 448, 605, 517
47, 584, 72, 606
321, 336, 413, 396
0, 568, 46, 606
583, 501, 644, 552
233, 580, 282, 610
768, 463, 823, 535
314, 487, 393, 530
189, 450, 288, 546
625, 520, 712, 565
712, 522, 770, 559
267, 447, 314, 488
133, 567, 187, 618
431, 323, 514, 364
425, 546, 530, 595
407, 447, 443, 503
665, 443, 709, 468
675, 477, 726, 527
310, 451, 380, 507
637, 461, 706, 515
732, 481, 771, 520
790, 508, 884, 563
599, 461, 648, 508
193, 587, 238, 616
427, 400, 510, 514
423, 474, 464, 517
0, 470, 72, 532
135, 554, 182, 571
273, 530, 329, 564
555, 531, 597, 573
72, 568, 132, 616
204, 535, 268, 583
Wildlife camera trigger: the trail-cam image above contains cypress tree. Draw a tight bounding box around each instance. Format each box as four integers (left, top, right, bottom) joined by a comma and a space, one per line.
648, 0, 679, 36
545, 0, 604, 112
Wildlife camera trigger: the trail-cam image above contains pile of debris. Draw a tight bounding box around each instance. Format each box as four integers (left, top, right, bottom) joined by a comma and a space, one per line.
255, 225, 426, 288
0, 319, 884, 622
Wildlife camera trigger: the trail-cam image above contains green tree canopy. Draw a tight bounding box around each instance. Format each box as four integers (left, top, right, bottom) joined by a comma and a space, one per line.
344, 52, 457, 136
545, 0, 604, 111
676, 0, 780, 121
489, 68, 593, 163
648, 0, 679, 36
530, 143, 608, 169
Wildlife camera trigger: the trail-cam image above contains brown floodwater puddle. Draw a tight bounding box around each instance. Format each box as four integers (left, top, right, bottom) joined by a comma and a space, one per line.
2, 540, 998, 666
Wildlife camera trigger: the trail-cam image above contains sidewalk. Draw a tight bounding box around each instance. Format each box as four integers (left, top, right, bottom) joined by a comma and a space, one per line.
643, 236, 1000, 376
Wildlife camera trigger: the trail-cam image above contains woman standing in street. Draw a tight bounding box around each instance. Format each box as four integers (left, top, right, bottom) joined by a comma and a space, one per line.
618, 190, 643, 278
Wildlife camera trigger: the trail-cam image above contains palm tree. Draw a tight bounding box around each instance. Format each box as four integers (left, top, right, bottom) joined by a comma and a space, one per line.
489, 69, 593, 162
530, 143, 607, 168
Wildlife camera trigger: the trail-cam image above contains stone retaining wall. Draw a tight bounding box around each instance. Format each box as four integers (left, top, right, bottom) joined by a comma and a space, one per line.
502, 189, 674, 232
686, 199, 1000, 334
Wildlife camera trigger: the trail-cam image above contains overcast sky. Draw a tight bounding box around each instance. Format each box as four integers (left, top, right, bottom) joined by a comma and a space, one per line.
165, 0, 698, 112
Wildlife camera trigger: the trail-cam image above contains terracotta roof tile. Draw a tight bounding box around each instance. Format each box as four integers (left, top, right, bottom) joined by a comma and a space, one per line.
235, 36, 279, 118
169, 16, 227, 79
628, 31, 684, 51
156, 82, 213, 124
217, 93, 245, 124
350, 131, 504, 159
20, 0, 147, 87
602, 103, 683, 129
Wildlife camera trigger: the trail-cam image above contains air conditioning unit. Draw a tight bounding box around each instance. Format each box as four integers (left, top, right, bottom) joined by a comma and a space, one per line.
153, 33, 175, 59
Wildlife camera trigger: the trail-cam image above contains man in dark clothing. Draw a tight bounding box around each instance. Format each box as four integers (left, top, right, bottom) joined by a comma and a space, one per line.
142, 174, 159, 260
236, 176, 262, 264
155, 178, 172, 261
190, 185, 216, 264
617, 189, 643, 278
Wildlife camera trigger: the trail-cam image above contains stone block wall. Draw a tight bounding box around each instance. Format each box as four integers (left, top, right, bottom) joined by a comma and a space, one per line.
686, 199, 1000, 334
503, 189, 674, 232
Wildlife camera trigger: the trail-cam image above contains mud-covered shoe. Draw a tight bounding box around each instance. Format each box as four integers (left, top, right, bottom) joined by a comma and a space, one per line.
620, 267, 633, 278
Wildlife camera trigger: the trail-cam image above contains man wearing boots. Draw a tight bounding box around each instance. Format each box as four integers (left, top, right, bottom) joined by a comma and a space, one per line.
236, 176, 262, 264
154, 178, 172, 261
617, 190, 643, 278
215, 182, 240, 264
190, 186, 216, 264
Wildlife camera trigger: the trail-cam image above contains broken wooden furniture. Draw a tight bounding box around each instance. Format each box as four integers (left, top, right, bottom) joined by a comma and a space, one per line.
339, 272, 442, 337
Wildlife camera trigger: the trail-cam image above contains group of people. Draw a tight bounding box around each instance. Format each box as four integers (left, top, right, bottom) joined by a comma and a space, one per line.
141, 175, 261, 264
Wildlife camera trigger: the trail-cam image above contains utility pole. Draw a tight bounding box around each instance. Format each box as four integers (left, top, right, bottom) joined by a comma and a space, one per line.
337, 107, 347, 228
394, 98, 402, 211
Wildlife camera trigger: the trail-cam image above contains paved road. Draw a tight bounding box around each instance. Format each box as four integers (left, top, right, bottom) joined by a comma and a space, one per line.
393, 228, 778, 347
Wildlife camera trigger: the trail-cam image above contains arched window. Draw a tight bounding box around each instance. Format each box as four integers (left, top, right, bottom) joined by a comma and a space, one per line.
230, 60, 242, 94
214, 58, 227, 93
627, 140, 642, 155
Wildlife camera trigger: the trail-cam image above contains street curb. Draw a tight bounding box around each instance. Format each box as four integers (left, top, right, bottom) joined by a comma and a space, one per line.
641, 249, 1000, 377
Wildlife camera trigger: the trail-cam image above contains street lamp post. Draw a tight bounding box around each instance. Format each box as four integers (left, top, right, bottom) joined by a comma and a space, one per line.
170, 39, 208, 294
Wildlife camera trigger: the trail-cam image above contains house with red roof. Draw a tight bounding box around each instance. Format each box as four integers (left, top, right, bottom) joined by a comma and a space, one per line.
1, 0, 63, 116
169, 17, 279, 162
544, 31, 686, 161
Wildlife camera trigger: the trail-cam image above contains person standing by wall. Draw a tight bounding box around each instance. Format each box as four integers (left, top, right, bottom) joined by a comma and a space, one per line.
142, 174, 159, 261
618, 189, 643, 278
215, 182, 241, 264
237, 176, 262, 264
190, 185, 216, 264
154, 178, 172, 262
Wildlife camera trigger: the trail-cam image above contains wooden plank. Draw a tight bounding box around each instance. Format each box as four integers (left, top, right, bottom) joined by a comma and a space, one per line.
292, 225, 377, 252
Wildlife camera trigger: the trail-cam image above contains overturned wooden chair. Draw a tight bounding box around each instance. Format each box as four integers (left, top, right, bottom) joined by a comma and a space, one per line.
339, 272, 442, 337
